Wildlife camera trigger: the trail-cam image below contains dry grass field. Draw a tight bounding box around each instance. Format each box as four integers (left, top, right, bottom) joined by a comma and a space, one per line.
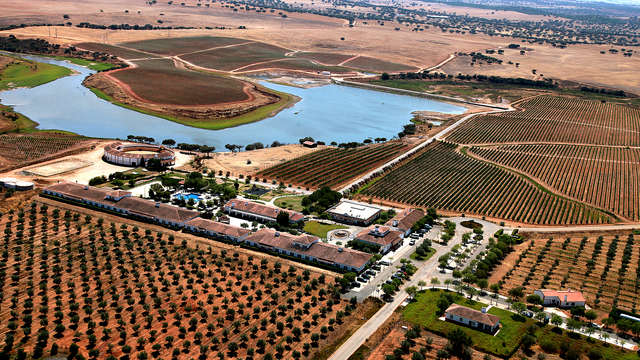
0, 199, 369, 359
120, 36, 250, 56
75, 42, 151, 60
108, 59, 249, 105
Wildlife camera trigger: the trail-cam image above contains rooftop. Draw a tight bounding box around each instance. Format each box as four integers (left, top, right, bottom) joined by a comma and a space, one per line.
537, 289, 585, 303
246, 228, 372, 269
446, 304, 500, 327
186, 217, 251, 238
328, 200, 381, 221
355, 225, 403, 247
385, 208, 425, 232
225, 199, 304, 222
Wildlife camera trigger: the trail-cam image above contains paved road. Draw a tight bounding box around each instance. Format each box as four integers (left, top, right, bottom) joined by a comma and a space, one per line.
337, 107, 514, 194
329, 236, 461, 360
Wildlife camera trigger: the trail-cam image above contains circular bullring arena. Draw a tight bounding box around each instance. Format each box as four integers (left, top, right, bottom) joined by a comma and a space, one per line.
103, 142, 175, 167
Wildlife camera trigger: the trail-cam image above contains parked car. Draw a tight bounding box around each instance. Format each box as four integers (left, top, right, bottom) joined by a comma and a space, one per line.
357, 277, 366, 283
409, 240, 416, 246
523, 310, 534, 318
379, 260, 391, 266
372, 265, 381, 271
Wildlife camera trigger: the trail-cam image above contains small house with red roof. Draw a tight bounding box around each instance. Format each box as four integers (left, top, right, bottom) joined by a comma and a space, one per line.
534, 289, 586, 308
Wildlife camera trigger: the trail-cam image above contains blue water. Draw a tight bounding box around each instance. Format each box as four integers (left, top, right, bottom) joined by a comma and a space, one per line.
175, 193, 201, 201
0, 55, 466, 151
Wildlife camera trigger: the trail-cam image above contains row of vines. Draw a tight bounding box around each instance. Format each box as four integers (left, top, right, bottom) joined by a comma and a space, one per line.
360, 141, 612, 225
256, 141, 409, 190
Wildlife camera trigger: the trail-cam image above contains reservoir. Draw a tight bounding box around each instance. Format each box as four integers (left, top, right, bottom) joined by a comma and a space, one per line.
0, 56, 466, 150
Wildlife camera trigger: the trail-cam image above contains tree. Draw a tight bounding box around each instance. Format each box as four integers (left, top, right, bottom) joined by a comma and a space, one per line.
526, 294, 542, 305
162, 139, 176, 146
508, 287, 524, 300
585, 310, 597, 323
551, 314, 564, 327
430, 278, 440, 289
477, 278, 488, 293
381, 72, 390, 80
276, 211, 290, 227
446, 328, 472, 359
406, 286, 418, 301
521, 334, 536, 352
444, 279, 452, 290
418, 280, 427, 290
512, 302, 526, 315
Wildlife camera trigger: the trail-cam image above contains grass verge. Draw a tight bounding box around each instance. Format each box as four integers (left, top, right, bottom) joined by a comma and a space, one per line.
404, 289, 535, 357
89, 84, 297, 130
48, 56, 116, 71
304, 220, 347, 239
409, 247, 435, 261
0, 56, 72, 90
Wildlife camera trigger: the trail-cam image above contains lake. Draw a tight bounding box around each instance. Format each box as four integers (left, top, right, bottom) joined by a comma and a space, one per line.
0, 56, 466, 151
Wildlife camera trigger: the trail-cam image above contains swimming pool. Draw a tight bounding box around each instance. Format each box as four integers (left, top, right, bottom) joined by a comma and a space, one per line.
175, 193, 202, 201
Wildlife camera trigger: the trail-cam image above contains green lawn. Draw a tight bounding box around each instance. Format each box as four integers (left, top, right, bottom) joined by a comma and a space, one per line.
274, 195, 305, 212
534, 326, 637, 360
50, 56, 115, 71
303, 221, 347, 239
403, 289, 535, 357
409, 247, 435, 261
0, 57, 72, 90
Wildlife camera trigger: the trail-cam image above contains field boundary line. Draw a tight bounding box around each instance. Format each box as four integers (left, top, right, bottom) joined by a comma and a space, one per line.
174, 41, 255, 57
338, 54, 361, 66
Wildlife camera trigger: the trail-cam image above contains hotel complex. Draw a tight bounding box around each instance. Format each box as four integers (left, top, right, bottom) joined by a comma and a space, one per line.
43, 182, 371, 272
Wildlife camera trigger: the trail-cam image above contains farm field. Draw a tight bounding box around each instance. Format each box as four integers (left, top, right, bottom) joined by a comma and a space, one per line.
179, 41, 290, 71
359, 141, 613, 225
0, 133, 91, 171
293, 52, 354, 65
0, 200, 362, 359
75, 43, 151, 60
235, 58, 350, 74
341, 56, 419, 73
120, 36, 250, 56
109, 59, 249, 105
255, 141, 411, 190
490, 232, 640, 315
446, 96, 640, 146
469, 144, 640, 221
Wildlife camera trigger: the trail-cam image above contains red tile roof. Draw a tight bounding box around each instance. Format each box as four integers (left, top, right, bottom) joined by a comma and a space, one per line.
225, 200, 304, 222
385, 208, 425, 232
355, 225, 403, 247
538, 289, 585, 303
446, 304, 500, 327
246, 229, 372, 269
117, 197, 199, 223
186, 218, 250, 238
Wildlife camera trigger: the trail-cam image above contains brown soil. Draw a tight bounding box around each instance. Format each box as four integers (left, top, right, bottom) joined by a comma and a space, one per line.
201, 144, 323, 178
5, 195, 362, 359
83, 70, 280, 121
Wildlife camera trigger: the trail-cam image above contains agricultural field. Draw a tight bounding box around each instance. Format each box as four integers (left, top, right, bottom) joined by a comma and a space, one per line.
120, 36, 250, 56
256, 141, 411, 190
109, 59, 249, 105
340, 56, 418, 73
180, 42, 290, 72
469, 144, 640, 221
0, 200, 361, 359
75, 43, 151, 60
491, 232, 640, 315
360, 141, 612, 225
0, 133, 91, 171
292, 52, 354, 65
236, 58, 350, 74
446, 96, 640, 146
